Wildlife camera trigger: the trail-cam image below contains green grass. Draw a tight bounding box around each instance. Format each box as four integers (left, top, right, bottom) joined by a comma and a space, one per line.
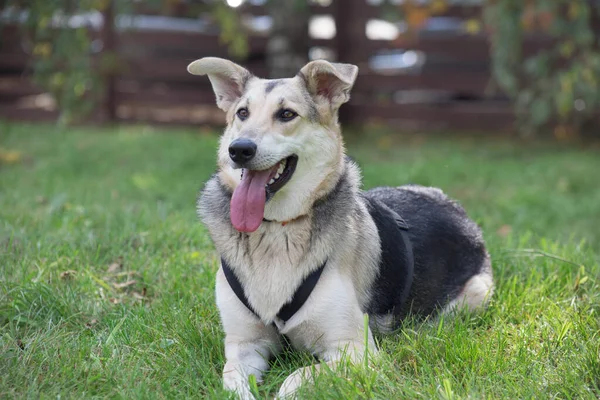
1, 122, 599, 399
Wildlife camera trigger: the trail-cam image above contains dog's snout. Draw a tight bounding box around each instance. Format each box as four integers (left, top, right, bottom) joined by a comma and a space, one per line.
228, 138, 257, 164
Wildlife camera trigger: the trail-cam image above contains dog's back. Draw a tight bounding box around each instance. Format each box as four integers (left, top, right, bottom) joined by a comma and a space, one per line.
364, 185, 493, 320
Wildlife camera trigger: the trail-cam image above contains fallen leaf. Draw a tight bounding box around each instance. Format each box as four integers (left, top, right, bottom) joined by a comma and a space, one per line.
107, 259, 122, 273
36, 196, 48, 205
132, 292, 146, 300
497, 225, 512, 237
0, 148, 23, 164
60, 270, 77, 280
85, 319, 99, 328
111, 271, 140, 279
109, 298, 121, 304
113, 280, 136, 289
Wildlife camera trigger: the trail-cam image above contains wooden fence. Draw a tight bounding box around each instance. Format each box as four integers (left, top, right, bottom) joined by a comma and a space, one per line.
0, 1, 553, 131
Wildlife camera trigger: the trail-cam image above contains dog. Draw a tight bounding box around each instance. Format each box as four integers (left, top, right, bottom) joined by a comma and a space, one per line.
188, 57, 494, 399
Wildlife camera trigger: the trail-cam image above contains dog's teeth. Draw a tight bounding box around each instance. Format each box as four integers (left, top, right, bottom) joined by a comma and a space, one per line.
269, 178, 275, 184
274, 172, 281, 180
278, 163, 285, 174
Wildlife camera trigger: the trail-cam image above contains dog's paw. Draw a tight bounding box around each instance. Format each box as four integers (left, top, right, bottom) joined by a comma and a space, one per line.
276, 369, 305, 399
225, 385, 256, 400
277, 365, 320, 399
223, 373, 257, 400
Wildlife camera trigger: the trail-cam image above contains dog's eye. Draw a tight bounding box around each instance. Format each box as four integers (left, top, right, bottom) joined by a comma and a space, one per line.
277, 109, 298, 122
236, 108, 249, 121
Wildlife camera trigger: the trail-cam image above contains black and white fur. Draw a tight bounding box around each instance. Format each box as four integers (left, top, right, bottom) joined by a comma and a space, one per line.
188, 57, 494, 399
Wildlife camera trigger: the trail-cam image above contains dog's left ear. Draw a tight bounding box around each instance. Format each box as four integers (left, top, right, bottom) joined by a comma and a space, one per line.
299, 60, 359, 109
187, 57, 252, 112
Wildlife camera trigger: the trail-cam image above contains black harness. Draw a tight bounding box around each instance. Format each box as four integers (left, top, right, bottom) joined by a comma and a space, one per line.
221, 257, 327, 324
363, 195, 415, 317
391, 216, 414, 310
221, 205, 414, 326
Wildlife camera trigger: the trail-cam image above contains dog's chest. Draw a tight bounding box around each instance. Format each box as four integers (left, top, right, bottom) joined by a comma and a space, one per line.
216, 219, 318, 322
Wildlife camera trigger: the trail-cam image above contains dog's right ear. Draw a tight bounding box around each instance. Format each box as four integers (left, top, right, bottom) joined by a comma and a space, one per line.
187, 57, 252, 112
299, 60, 358, 110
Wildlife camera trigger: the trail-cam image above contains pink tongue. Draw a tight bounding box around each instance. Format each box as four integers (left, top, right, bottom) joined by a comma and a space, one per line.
230, 166, 277, 232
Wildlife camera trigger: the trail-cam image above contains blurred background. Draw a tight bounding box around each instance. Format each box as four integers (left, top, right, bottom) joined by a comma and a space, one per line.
1, 0, 600, 137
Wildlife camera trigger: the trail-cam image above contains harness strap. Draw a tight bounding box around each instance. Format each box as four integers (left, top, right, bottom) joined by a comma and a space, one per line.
221, 259, 257, 316
221, 258, 327, 324
362, 195, 415, 317
277, 263, 326, 321
397, 226, 414, 309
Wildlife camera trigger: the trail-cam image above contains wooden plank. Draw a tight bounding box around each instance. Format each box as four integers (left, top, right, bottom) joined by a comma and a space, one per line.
119, 58, 268, 82
116, 103, 224, 125
354, 71, 491, 96
0, 77, 44, 99
431, 5, 483, 19
116, 80, 217, 105
119, 58, 205, 82
117, 31, 269, 56
359, 35, 553, 64
0, 26, 26, 52
363, 35, 488, 63
345, 102, 515, 131
345, 3, 484, 20
0, 106, 59, 122
131, 3, 334, 17
0, 54, 30, 71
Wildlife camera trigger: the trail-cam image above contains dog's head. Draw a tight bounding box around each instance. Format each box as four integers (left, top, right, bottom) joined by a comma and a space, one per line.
188, 57, 358, 232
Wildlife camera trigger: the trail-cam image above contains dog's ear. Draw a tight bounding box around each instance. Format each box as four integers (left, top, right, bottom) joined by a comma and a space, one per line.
187, 57, 252, 112
299, 60, 359, 109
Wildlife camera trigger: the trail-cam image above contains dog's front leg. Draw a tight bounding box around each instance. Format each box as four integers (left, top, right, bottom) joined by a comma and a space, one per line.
277, 341, 375, 399
276, 271, 377, 399
217, 270, 281, 399
222, 334, 279, 400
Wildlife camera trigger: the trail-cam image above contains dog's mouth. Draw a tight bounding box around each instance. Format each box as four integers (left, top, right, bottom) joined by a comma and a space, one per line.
230, 155, 298, 233
258, 155, 298, 200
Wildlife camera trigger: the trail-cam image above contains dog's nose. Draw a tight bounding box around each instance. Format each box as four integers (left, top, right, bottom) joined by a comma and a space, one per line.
228, 138, 257, 164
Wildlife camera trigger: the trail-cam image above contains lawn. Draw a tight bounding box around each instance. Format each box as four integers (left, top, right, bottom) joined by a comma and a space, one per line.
1, 122, 599, 399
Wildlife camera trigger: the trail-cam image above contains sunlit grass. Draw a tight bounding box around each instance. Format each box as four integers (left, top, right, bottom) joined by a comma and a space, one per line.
1, 122, 599, 398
